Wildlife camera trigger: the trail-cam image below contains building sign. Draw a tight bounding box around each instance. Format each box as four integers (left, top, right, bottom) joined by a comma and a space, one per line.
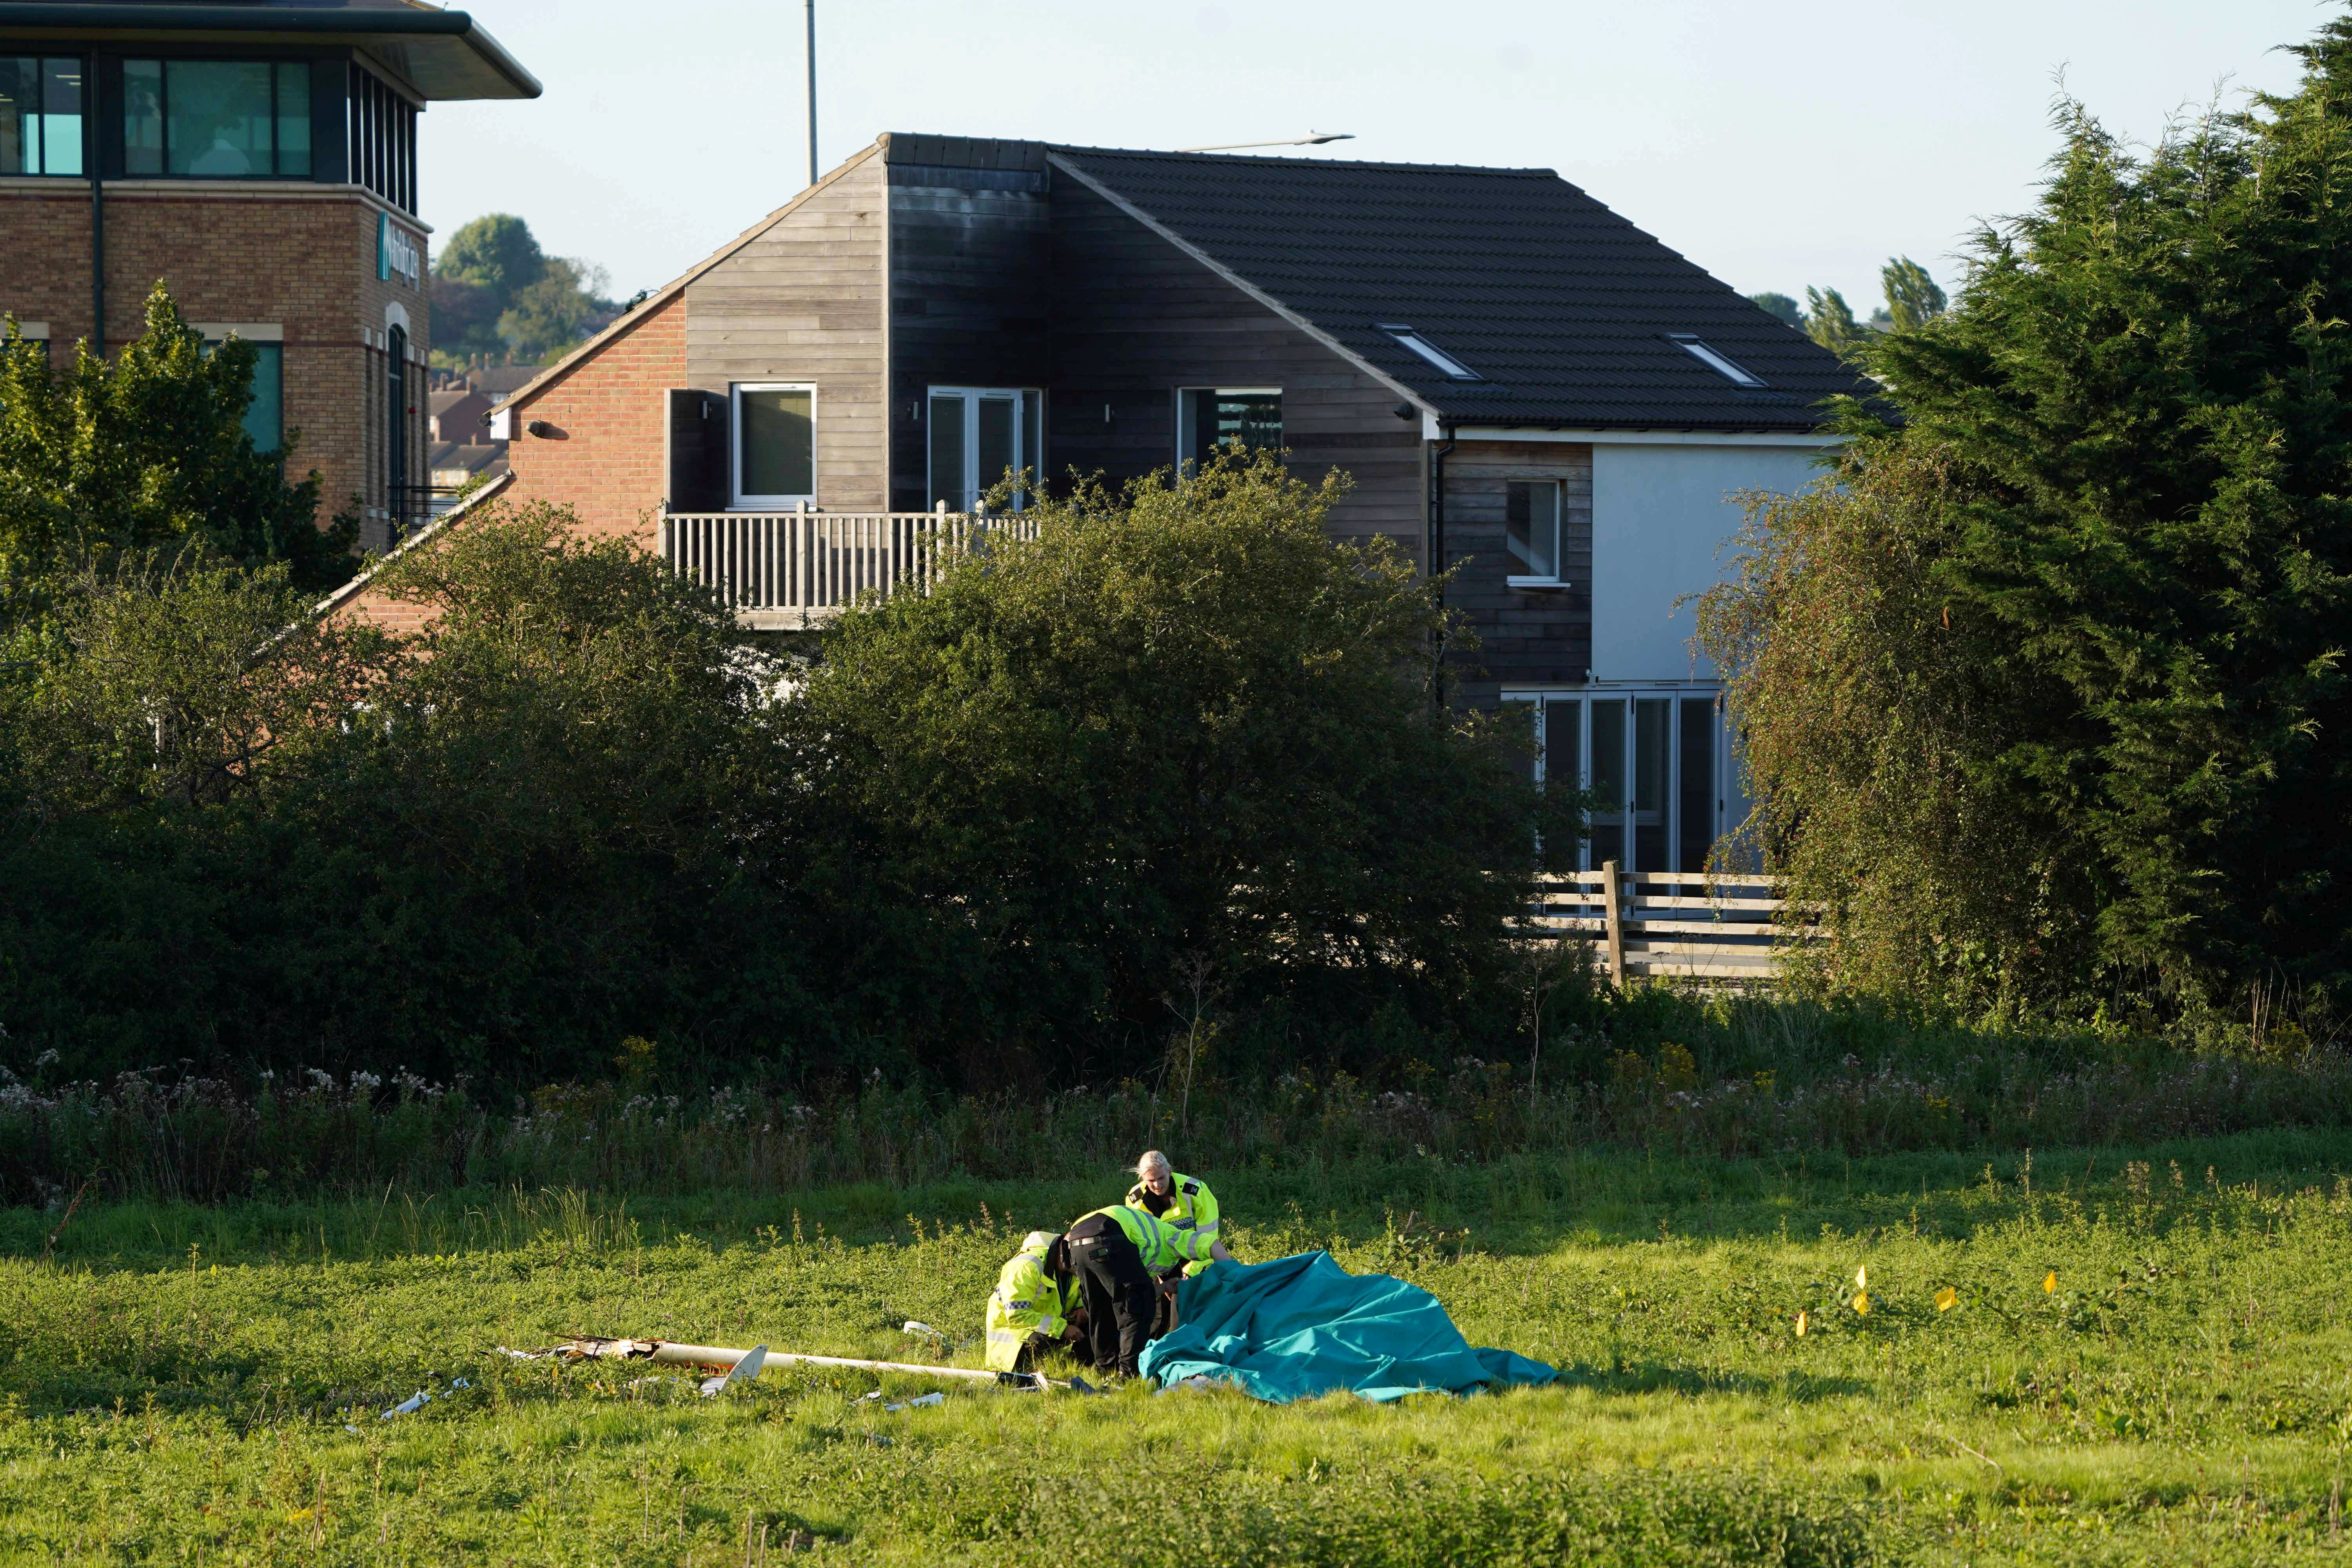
377, 211, 422, 287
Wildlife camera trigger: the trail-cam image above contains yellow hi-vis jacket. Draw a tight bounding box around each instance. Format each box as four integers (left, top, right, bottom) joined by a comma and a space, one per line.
1124, 1172, 1222, 1278
1075, 1202, 1219, 1276
985, 1233, 1083, 1373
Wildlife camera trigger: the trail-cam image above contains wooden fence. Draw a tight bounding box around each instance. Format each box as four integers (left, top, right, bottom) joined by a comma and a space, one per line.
660, 506, 1039, 629
1531, 862, 1817, 983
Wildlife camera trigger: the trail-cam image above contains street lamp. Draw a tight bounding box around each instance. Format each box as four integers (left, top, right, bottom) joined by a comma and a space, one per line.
1177, 131, 1355, 153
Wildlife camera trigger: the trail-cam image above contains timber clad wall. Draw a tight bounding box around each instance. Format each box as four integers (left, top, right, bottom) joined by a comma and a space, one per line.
1444, 440, 1595, 695
1045, 177, 1424, 555
499, 294, 687, 543
684, 152, 888, 513
886, 144, 1051, 510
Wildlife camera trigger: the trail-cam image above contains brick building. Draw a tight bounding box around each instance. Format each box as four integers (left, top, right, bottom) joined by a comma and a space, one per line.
0, 1, 538, 553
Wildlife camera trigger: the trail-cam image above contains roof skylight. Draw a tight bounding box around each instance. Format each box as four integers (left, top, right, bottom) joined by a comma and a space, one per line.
1668, 334, 1767, 388
1379, 325, 1481, 381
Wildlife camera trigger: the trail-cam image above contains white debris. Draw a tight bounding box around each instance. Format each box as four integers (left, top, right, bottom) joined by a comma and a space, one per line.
884, 1391, 945, 1412
381, 1390, 432, 1418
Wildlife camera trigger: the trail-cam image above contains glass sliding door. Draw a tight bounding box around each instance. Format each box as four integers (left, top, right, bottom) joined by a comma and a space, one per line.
927, 387, 1039, 511
1505, 688, 1723, 873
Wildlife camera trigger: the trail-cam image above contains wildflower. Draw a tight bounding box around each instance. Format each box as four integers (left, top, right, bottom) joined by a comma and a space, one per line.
1851, 1290, 1869, 1316
1935, 1287, 1958, 1312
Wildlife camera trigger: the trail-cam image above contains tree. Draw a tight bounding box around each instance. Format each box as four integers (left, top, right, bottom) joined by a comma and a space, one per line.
1750, 292, 1804, 329
788, 452, 1569, 1084
1703, 11, 2352, 1021
1879, 256, 1947, 330
0, 285, 349, 666
497, 257, 611, 364
432, 214, 617, 367
1803, 286, 1865, 354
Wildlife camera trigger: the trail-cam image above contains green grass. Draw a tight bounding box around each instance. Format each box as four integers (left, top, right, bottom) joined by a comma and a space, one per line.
4, 1131, 2352, 1564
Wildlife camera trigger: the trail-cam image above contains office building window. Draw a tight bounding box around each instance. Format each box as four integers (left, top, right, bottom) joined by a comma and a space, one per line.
123, 60, 311, 178
733, 384, 816, 506
346, 63, 416, 213
1177, 387, 1281, 471
199, 334, 284, 454
0, 57, 84, 176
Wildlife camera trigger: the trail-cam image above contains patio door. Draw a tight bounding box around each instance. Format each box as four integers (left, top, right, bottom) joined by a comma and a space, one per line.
927, 386, 1042, 511
1508, 689, 1723, 873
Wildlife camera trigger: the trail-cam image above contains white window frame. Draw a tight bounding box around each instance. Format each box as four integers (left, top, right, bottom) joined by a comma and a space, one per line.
1504, 684, 1725, 873
926, 385, 1039, 511
1505, 478, 1566, 587
731, 381, 817, 509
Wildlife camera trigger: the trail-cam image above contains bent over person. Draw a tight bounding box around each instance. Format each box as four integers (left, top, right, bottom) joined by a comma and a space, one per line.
1062, 1202, 1232, 1378
984, 1230, 1086, 1375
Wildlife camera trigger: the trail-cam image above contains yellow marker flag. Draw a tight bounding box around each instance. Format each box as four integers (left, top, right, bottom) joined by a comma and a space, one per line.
1855, 1265, 1867, 1290
1935, 1286, 1958, 1312
1851, 1290, 1869, 1315
1795, 1310, 1808, 1337
2043, 1270, 2057, 1294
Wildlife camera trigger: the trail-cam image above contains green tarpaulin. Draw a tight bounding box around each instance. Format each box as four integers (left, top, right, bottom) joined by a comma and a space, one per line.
1136, 1250, 1559, 1403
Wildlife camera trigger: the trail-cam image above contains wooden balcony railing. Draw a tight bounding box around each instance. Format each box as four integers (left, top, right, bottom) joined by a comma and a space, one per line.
660, 506, 1039, 629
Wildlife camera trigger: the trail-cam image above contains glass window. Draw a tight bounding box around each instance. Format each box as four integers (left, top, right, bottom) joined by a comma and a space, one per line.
1379, 325, 1480, 381
1633, 697, 1671, 871
123, 60, 162, 174
927, 394, 965, 511
0, 57, 83, 176
275, 63, 311, 177
199, 336, 284, 454
1678, 696, 1717, 873
734, 384, 815, 504
1178, 388, 1281, 470
121, 59, 310, 178
927, 387, 1037, 510
1505, 481, 1561, 581
1588, 698, 1626, 869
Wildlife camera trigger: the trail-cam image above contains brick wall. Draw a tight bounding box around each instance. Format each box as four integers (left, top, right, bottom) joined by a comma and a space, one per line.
0, 184, 430, 550
501, 293, 687, 546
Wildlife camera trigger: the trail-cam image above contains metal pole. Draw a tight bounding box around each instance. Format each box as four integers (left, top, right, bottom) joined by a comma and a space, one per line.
805, 0, 818, 187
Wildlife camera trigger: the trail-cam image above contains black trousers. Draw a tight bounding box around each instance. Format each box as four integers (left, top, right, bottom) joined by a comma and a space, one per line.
1065, 1214, 1156, 1376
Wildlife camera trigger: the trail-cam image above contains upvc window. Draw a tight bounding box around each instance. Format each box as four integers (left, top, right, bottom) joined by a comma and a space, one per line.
0, 57, 84, 176
1506, 690, 1722, 873
732, 384, 817, 507
927, 386, 1041, 511
1177, 387, 1281, 471
1505, 480, 1564, 583
123, 60, 312, 178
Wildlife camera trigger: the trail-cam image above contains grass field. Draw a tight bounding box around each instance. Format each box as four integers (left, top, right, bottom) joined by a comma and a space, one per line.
3, 1130, 2350, 1565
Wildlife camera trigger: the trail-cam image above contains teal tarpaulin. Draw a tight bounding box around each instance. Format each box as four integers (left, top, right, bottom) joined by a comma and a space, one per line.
1136, 1250, 1559, 1403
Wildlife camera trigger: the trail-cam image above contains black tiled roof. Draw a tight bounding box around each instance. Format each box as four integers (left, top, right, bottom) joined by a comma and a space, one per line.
1045, 145, 1867, 431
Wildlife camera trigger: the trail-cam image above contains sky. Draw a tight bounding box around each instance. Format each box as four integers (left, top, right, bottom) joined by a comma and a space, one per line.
419, 0, 2332, 313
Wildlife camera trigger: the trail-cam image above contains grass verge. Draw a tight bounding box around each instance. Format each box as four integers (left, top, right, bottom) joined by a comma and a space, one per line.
2, 1129, 2349, 1564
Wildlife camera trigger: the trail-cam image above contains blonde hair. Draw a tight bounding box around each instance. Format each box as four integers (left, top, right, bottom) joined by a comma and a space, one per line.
1134, 1149, 1172, 1180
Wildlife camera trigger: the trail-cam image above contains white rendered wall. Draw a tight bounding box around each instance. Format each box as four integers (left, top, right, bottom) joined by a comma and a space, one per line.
1589, 441, 1829, 682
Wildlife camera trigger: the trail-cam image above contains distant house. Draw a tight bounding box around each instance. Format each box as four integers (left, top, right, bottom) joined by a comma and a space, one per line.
426, 439, 506, 513
345, 132, 1869, 877
429, 387, 493, 443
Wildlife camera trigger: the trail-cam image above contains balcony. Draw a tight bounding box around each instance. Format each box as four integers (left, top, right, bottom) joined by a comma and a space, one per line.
659, 506, 1037, 629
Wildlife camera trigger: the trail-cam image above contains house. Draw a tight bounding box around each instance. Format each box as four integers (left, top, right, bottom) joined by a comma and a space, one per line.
429, 385, 493, 443
352, 132, 1868, 876
0, 0, 541, 552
